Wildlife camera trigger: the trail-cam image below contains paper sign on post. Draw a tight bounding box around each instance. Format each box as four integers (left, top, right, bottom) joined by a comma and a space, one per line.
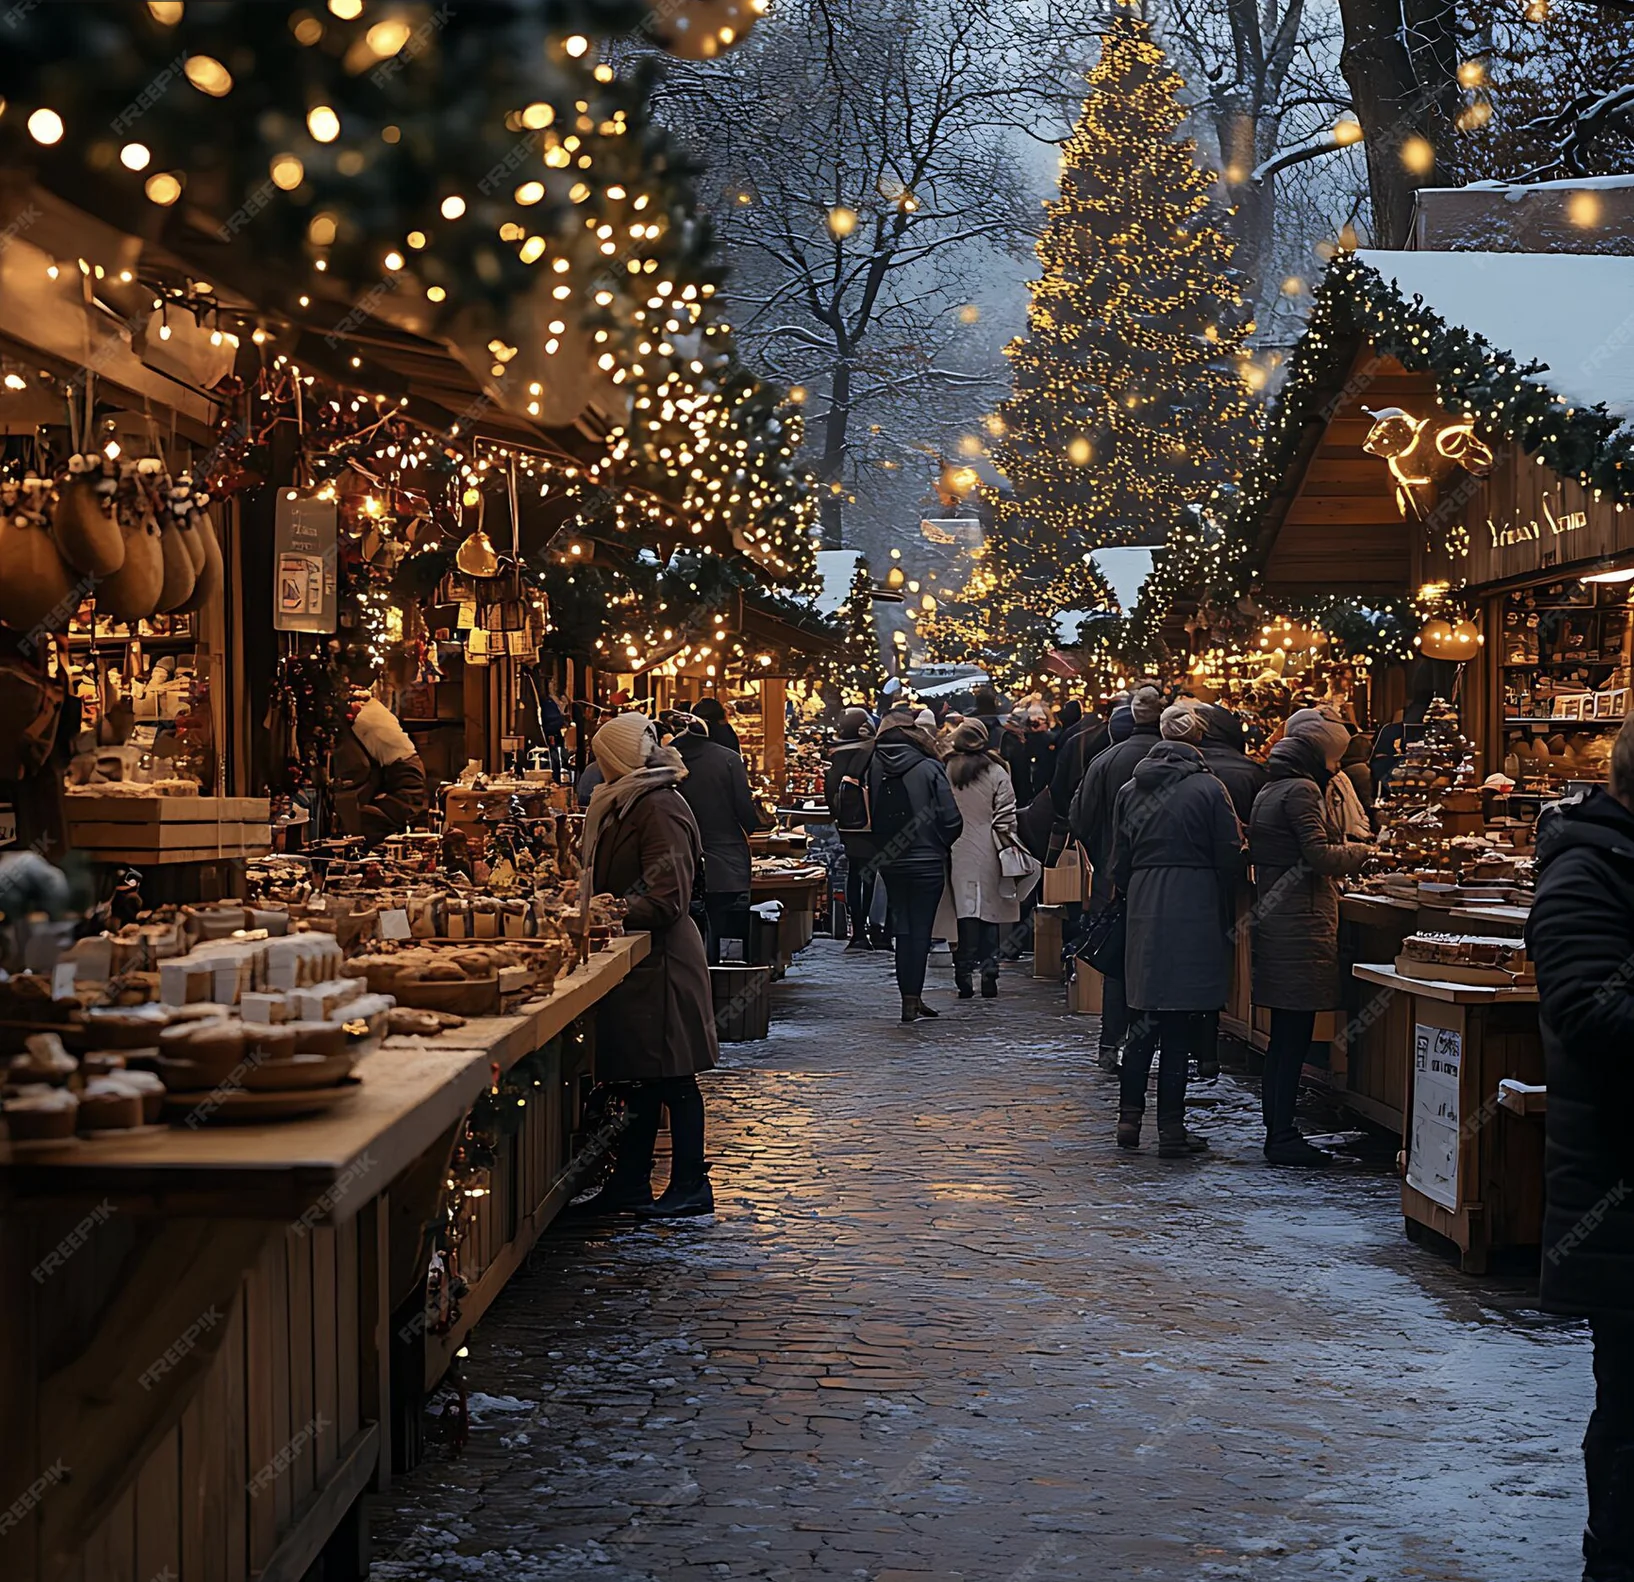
380, 909, 412, 940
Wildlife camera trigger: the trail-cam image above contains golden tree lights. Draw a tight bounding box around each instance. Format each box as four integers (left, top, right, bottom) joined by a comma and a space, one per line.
985, 9, 1256, 583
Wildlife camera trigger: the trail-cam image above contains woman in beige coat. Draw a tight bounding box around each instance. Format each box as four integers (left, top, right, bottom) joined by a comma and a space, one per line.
936, 721, 1026, 998
577, 713, 719, 1218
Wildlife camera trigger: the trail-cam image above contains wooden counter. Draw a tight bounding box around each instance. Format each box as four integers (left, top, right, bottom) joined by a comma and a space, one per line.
0, 934, 650, 1582
751, 868, 826, 966
1353, 961, 1543, 1274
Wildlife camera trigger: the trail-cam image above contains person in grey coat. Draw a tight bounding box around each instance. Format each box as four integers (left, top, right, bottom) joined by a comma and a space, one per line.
670, 715, 764, 963
934, 721, 1025, 999
1110, 717, 1244, 1157
1068, 684, 1163, 1070
866, 712, 963, 1022
1248, 707, 1374, 1167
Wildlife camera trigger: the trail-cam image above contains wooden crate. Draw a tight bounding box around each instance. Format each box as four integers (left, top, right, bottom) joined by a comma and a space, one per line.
710, 965, 771, 1041
66, 796, 273, 863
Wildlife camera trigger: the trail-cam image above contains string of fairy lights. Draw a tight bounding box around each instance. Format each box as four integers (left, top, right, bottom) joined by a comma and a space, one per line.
0, 0, 822, 686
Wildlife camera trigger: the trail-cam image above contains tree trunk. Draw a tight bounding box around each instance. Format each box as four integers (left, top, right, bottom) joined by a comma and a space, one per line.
818, 358, 854, 550
1336, 0, 1461, 247
1214, 96, 1276, 309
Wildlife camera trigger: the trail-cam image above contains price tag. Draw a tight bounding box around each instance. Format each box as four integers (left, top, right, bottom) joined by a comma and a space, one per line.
0, 803, 16, 849
51, 962, 78, 1000
128, 724, 160, 751
380, 908, 412, 940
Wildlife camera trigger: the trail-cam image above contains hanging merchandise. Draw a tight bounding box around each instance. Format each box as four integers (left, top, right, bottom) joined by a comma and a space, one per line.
0, 477, 74, 633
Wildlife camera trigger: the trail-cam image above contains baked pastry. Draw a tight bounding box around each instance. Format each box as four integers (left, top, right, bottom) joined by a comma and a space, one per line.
78, 1077, 144, 1131
5, 1087, 78, 1141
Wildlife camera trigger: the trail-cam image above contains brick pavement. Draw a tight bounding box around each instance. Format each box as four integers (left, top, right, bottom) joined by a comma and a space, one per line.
370, 940, 1592, 1581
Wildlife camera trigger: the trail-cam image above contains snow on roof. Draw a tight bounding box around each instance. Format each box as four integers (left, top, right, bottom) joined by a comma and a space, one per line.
1358, 248, 1634, 421
1459, 173, 1634, 193
813, 549, 865, 616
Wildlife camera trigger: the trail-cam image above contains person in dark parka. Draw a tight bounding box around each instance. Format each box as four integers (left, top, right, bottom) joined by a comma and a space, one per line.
670, 714, 763, 964
1527, 717, 1634, 1581
1068, 685, 1163, 1069
866, 712, 962, 1022
1110, 713, 1243, 1156
1196, 703, 1268, 825
691, 696, 741, 755
1247, 707, 1372, 1168
578, 714, 719, 1218
824, 708, 880, 950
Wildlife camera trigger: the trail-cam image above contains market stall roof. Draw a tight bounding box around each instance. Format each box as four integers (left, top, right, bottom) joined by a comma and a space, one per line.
1360, 249, 1634, 420
1205, 247, 1634, 603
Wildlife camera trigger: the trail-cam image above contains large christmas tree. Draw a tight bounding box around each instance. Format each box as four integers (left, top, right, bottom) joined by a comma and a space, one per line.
991, 9, 1256, 569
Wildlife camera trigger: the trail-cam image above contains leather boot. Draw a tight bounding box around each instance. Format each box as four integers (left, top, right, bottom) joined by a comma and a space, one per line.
635, 1171, 714, 1219
900, 996, 919, 1023
1264, 1130, 1333, 1168
568, 1170, 653, 1215
980, 972, 999, 999
1158, 1125, 1210, 1158
954, 965, 974, 999
1116, 1107, 1142, 1150
845, 927, 872, 952
1157, 1093, 1208, 1157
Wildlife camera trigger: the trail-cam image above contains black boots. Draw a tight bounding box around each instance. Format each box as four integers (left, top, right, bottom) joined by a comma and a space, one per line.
569, 1172, 653, 1215
900, 995, 939, 1022
635, 1171, 715, 1218
980, 972, 999, 999
955, 964, 974, 999
1116, 1108, 1141, 1149
1265, 1131, 1334, 1168
845, 930, 872, 952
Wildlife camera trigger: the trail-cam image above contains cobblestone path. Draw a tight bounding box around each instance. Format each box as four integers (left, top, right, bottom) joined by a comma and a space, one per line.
372, 940, 1591, 1581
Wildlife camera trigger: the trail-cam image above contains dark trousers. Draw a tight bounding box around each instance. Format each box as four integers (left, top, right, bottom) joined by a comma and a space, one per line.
1263, 1008, 1316, 1143
1192, 1009, 1221, 1075
1099, 971, 1129, 1053
704, 890, 752, 965
1587, 1314, 1634, 1580
845, 863, 869, 934
955, 917, 999, 979
613, 1076, 707, 1186
883, 868, 943, 999
1119, 1009, 1199, 1128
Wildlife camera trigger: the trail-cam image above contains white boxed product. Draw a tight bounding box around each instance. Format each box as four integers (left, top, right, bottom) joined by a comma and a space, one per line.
290, 976, 366, 1022
240, 991, 289, 1024
159, 958, 214, 1005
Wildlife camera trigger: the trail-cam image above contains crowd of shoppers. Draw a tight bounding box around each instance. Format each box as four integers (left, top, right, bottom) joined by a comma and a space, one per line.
821, 677, 1384, 1172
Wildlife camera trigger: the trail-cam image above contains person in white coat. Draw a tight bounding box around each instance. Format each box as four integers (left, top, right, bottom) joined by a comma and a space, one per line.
936, 721, 1029, 998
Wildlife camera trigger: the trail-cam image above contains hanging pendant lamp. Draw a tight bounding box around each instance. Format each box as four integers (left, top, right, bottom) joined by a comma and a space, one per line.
454, 487, 500, 578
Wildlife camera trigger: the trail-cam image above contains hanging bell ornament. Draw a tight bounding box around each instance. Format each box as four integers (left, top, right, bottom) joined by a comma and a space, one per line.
455, 527, 501, 578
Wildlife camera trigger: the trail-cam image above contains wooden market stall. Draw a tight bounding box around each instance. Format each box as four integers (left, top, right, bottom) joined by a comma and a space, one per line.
1215, 244, 1634, 1264
0, 933, 648, 1582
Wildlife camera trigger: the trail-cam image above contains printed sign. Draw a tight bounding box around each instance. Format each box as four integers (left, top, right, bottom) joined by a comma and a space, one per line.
1407, 1023, 1463, 1210
273, 490, 339, 634
0, 802, 17, 849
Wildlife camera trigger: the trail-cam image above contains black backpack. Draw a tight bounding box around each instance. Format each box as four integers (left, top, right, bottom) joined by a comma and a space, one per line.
832, 744, 873, 833
871, 767, 915, 849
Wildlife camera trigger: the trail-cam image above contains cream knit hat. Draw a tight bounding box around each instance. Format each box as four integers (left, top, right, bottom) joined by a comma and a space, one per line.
592, 712, 659, 781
